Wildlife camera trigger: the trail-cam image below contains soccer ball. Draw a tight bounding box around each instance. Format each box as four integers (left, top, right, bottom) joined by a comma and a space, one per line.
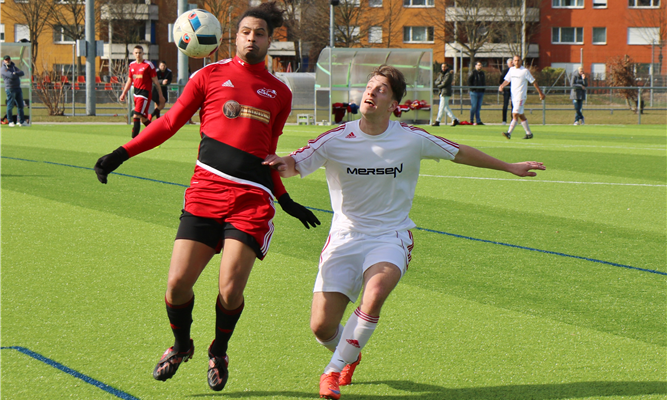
173, 9, 222, 59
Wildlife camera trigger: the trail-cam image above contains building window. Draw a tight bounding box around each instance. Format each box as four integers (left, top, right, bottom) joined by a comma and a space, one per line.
403, 26, 434, 43
628, 0, 660, 7
552, 0, 584, 7
403, 0, 435, 7
628, 27, 660, 44
15, 24, 29, 42
552, 27, 583, 44
342, 0, 361, 6
591, 63, 606, 80
53, 25, 77, 44
592, 27, 606, 44
369, 0, 383, 6
369, 26, 382, 43
593, 0, 607, 7
0, 24, 4, 42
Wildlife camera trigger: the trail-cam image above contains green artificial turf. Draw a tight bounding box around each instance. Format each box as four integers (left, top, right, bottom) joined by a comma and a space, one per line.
1, 123, 665, 399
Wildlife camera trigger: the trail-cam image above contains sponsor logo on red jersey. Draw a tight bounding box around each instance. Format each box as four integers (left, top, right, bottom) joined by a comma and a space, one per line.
257, 88, 277, 98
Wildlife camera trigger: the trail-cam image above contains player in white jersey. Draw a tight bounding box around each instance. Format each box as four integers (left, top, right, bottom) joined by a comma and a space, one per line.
263, 65, 545, 400
499, 55, 546, 140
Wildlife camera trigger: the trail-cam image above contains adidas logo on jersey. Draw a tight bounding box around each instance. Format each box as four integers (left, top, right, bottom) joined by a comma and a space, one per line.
222, 80, 234, 87
345, 132, 356, 139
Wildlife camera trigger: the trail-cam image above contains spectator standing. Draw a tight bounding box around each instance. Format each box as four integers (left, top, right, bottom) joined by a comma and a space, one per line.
432, 63, 459, 126
570, 67, 587, 125
468, 61, 485, 125
1, 55, 26, 127
500, 58, 513, 125
151, 61, 173, 120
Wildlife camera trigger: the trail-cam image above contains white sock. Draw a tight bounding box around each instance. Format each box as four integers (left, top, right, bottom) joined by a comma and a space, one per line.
508, 119, 518, 134
521, 120, 531, 134
316, 324, 343, 352
324, 308, 378, 374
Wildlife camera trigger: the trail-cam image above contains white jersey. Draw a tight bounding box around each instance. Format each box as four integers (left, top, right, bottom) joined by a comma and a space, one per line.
504, 66, 535, 100
290, 120, 459, 235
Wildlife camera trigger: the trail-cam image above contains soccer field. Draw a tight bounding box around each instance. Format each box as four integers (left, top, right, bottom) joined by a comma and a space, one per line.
1, 123, 665, 400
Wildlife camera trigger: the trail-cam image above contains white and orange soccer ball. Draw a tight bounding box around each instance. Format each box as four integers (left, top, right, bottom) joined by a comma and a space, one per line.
173, 9, 222, 59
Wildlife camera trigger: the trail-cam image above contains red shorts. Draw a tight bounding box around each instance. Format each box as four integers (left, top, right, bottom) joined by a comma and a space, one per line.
183, 172, 276, 259
133, 92, 152, 118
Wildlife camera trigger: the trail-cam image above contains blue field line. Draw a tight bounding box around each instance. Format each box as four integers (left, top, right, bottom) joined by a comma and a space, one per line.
416, 227, 667, 276
1, 346, 140, 400
3, 155, 665, 277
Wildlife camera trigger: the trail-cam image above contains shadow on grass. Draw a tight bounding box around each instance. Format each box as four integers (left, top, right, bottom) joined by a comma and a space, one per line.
190, 380, 666, 399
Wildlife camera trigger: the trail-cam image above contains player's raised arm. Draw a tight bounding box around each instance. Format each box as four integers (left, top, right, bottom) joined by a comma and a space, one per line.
262, 154, 298, 177
453, 144, 545, 177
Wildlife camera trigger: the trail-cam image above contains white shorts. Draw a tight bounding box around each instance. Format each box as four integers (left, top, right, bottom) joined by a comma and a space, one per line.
313, 229, 414, 303
512, 97, 525, 115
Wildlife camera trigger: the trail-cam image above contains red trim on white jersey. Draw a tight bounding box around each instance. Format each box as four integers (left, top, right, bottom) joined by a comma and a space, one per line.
400, 122, 459, 157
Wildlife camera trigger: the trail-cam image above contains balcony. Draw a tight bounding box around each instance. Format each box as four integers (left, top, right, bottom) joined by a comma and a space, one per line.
445, 43, 539, 58
101, 4, 159, 21
445, 7, 539, 22
101, 43, 159, 60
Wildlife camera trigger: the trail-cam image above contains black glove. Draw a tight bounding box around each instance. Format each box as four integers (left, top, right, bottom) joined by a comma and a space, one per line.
278, 193, 320, 229
94, 146, 129, 184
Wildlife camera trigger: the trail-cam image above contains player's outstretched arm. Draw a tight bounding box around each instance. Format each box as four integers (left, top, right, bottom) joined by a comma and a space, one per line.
263, 154, 299, 177
453, 144, 545, 177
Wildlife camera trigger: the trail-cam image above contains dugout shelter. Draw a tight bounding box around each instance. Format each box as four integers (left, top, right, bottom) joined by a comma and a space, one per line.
315, 48, 433, 125
1, 43, 32, 124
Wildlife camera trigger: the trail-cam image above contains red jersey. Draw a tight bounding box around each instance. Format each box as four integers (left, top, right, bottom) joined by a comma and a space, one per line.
128, 60, 157, 96
123, 56, 291, 199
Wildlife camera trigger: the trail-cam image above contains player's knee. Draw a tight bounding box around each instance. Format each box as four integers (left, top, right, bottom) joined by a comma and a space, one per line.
311, 320, 336, 341
217, 286, 244, 309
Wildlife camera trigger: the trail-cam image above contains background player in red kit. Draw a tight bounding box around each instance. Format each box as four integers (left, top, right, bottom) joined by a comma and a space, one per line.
94, 2, 319, 392
119, 45, 165, 138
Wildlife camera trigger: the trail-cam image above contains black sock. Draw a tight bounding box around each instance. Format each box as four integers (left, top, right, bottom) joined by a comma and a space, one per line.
165, 295, 195, 353
210, 295, 244, 357
132, 118, 140, 138
153, 109, 160, 119
143, 119, 151, 127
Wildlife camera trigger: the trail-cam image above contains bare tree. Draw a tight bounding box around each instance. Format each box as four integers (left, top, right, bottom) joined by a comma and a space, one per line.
606, 55, 643, 113
199, 0, 239, 61
4, 0, 54, 67
48, 0, 103, 76
334, 0, 370, 48
626, 3, 666, 80
493, 0, 540, 65
380, 0, 404, 48
300, 1, 330, 67
102, 0, 152, 65
428, 0, 503, 70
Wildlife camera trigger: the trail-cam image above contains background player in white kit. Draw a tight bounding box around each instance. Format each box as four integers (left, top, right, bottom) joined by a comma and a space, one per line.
499, 55, 546, 140
264, 65, 545, 400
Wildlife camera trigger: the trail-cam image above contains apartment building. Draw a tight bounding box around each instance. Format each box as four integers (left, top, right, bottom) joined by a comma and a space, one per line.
1, 0, 663, 79
538, 0, 665, 78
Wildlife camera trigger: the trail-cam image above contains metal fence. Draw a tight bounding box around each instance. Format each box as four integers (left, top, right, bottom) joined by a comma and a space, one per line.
30, 84, 667, 125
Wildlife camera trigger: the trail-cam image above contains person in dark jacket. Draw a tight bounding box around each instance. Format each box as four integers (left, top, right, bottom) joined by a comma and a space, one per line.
500, 58, 513, 125
570, 67, 587, 125
1, 55, 26, 127
432, 63, 459, 126
151, 61, 173, 120
468, 61, 485, 125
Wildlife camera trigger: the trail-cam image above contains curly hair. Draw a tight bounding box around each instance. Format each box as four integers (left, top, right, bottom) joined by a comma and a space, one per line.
236, 1, 284, 36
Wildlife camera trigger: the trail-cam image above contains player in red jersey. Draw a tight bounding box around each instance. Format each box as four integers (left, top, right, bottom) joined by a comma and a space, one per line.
119, 45, 165, 138
94, 2, 320, 391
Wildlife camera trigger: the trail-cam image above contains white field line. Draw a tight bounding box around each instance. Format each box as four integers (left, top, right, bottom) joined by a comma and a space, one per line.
418, 174, 666, 187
